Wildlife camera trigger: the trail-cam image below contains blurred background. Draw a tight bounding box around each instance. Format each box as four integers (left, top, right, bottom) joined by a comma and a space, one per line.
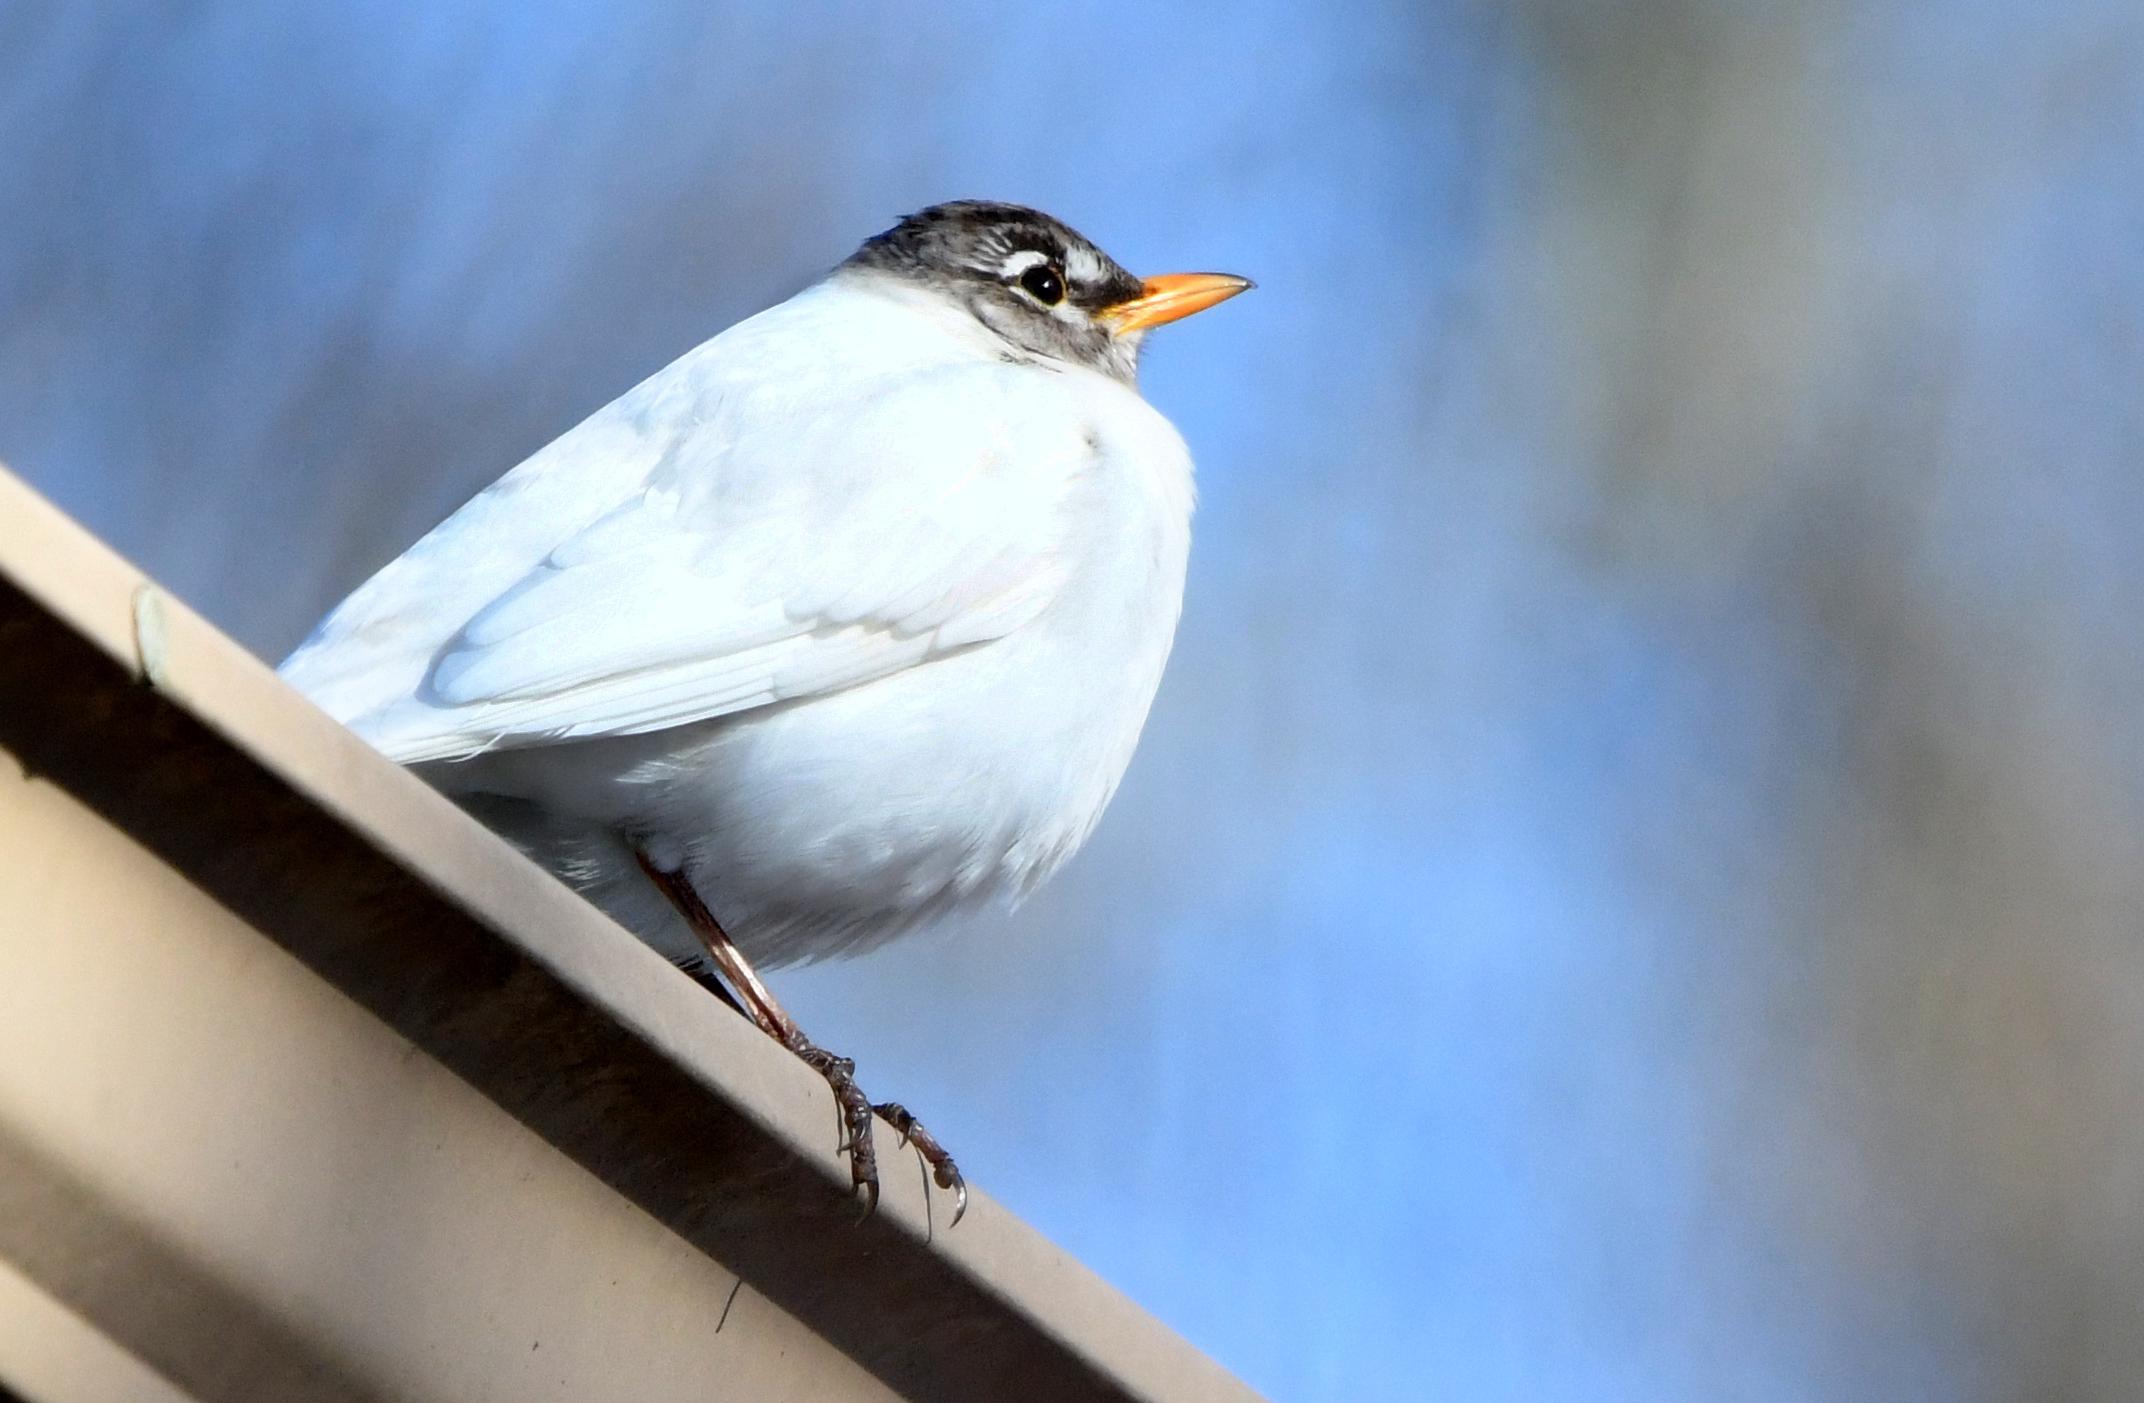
6, 3, 2144, 1398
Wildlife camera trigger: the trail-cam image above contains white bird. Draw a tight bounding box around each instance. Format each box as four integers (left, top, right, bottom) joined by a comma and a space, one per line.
280, 201, 1250, 1215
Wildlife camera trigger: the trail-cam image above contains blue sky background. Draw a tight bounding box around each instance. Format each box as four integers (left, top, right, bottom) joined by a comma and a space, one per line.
7, 4, 2144, 1398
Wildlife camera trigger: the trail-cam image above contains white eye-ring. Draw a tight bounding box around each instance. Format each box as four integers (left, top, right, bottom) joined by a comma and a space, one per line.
1001, 249, 1050, 277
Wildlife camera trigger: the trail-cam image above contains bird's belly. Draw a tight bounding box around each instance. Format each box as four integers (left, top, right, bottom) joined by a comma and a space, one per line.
674, 625, 1165, 963
443, 612, 1174, 968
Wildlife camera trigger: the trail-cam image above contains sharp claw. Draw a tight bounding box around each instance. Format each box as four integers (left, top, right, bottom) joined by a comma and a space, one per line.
790, 1046, 952, 1230
870, 1100, 966, 1231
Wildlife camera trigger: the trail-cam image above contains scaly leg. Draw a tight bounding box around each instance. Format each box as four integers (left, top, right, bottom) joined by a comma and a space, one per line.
634, 850, 964, 1223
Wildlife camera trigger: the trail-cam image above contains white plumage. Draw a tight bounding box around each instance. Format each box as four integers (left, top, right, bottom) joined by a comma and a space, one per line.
282, 262, 1200, 968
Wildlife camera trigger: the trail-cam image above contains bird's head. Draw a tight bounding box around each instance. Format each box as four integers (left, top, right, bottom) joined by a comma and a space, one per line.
844, 201, 1251, 385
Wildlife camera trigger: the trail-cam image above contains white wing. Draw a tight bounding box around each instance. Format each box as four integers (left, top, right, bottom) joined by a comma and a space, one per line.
283, 280, 1094, 764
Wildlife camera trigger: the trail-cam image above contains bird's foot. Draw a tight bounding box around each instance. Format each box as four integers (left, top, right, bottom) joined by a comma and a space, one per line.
636, 855, 965, 1228
779, 1030, 965, 1230
788, 1035, 882, 1216
875, 1101, 967, 1229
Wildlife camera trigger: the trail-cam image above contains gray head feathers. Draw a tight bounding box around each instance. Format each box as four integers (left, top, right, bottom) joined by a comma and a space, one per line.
846, 201, 1150, 383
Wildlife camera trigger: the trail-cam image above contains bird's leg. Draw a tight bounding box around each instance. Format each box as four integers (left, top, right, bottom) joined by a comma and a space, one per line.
634, 850, 885, 1213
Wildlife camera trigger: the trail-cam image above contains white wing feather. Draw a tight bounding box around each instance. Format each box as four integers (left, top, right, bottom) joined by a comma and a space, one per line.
283, 281, 1094, 764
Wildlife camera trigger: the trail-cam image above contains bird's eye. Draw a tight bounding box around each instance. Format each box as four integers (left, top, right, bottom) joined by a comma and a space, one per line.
1019, 264, 1065, 306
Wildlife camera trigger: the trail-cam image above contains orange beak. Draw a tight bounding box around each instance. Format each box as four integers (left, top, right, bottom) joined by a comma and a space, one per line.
1103, 271, 1254, 333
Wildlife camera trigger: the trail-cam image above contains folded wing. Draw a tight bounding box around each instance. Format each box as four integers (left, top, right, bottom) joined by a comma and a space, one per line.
332, 358, 1087, 764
